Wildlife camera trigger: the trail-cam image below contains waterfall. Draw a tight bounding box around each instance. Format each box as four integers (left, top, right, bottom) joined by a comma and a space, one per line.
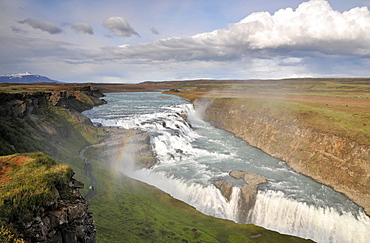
249, 190, 370, 243
83, 92, 370, 243
127, 169, 241, 221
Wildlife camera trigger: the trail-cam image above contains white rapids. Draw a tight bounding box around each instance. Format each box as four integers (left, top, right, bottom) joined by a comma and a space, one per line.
83, 92, 370, 243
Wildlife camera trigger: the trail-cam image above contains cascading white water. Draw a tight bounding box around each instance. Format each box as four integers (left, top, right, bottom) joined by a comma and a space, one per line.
128, 169, 241, 221
83, 92, 370, 243
250, 190, 370, 243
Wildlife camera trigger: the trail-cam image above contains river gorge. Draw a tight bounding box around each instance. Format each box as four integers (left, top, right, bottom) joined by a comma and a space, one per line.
83, 92, 370, 243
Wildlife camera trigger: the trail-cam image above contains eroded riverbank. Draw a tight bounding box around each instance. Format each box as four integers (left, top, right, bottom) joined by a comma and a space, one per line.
83, 91, 370, 242
190, 97, 370, 216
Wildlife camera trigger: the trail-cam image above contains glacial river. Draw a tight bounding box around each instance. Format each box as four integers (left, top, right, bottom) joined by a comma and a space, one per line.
83, 92, 370, 243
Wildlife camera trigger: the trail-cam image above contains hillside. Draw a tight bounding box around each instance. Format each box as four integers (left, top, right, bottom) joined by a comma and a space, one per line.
0, 85, 106, 242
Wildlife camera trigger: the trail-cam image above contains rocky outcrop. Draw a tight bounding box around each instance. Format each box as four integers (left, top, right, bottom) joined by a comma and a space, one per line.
214, 171, 267, 223
197, 98, 370, 216
230, 171, 267, 223
0, 87, 107, 156
73, 86, 105, 99
214, 179, 233, 201
0, 92, 49, 117
0, 87, 106, 118
229, 170, 267, 185
20, 197, 96, 243
3, 174, 96, 243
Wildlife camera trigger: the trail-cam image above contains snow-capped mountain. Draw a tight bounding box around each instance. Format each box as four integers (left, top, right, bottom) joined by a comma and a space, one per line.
0, 72, 61, 83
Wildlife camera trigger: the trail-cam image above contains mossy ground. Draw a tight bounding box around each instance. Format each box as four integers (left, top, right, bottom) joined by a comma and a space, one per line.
0, 153, 74, 222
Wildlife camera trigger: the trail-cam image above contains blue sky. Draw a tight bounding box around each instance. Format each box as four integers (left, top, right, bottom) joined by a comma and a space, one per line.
1, 0, 370, 83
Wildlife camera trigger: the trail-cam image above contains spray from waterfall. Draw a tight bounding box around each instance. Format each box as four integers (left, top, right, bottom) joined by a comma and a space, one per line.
83, 92, 370, 243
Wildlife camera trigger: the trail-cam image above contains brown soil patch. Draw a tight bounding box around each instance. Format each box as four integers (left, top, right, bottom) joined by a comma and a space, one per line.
0, 155, 31, 184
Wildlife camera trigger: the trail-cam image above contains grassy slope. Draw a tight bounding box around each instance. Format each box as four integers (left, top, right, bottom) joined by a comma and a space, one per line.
0, 94, 104, 188
0, 153, 75, 242
0, 153, 74, 221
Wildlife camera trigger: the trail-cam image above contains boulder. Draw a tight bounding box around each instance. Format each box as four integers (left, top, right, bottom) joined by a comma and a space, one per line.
230, 170, 267, 185
214, 179, 233, 201
213, 170, 267, 223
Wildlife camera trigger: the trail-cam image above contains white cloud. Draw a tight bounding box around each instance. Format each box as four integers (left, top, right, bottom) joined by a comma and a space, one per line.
103, 16, 140, 38
100, 0, 370, 63
231, 0, 370, 53
18, 18, 63, 34
2, 0, 370, 83
71, 22, 94, 35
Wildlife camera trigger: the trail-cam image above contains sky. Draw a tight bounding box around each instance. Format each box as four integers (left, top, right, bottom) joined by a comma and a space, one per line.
1, 0, 370, 83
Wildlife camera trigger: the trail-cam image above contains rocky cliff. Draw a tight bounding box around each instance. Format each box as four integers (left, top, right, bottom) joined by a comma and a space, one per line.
0, 87, 105, 242
15, 179, 96, 243
0, 87, 106, 156
0, 86, 106, 118
0, 153, 96, 243
195, 98, 370, 216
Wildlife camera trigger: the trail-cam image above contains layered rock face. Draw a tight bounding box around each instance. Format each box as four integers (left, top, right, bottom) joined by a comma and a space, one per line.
197, 98, 370, 215
0, 87, 106, 118
0, 87, 106, 156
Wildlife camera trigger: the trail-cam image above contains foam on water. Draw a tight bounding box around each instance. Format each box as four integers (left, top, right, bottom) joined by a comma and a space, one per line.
83, 92, 370, 243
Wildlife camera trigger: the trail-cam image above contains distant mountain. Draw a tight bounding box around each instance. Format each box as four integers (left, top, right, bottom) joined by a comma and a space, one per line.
0, 72, 61, 83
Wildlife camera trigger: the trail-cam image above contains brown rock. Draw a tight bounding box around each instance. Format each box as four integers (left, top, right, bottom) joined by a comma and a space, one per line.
214, 179, 233, 201
213, 171, 267, 223
228, 170, 266, 223
229, 170, 267, 186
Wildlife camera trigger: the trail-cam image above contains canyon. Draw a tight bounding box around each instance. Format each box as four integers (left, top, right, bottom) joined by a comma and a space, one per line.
190, 95, 370, 216
1, 82, 313, 242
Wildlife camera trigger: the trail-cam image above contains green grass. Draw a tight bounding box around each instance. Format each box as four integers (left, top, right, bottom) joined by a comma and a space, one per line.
0, 153, 74, 222
249, 99, 370, 146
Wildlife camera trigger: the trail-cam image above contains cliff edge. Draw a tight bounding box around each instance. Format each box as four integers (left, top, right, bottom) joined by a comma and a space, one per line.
0, 85, 105, 242
0, 153, 96, 242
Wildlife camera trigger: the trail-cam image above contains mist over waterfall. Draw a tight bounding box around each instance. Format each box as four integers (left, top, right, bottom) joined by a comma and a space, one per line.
83, 92, 370, 243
